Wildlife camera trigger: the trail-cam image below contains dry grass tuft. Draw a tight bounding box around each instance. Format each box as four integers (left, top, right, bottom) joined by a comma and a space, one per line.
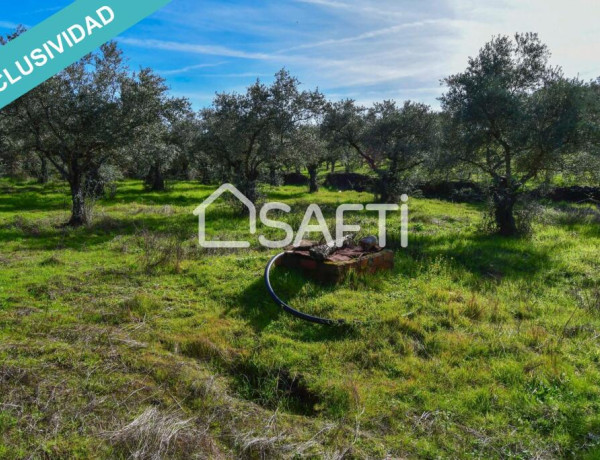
137, 229, 188, 273
106, 407, 195, 460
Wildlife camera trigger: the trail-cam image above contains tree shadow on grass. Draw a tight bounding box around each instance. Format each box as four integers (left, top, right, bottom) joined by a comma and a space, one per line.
264, 190, 309, 201
0, 197, 258, 254
230, 276, 285, 331
0, 189, 71, 212
0, 213, 199, 252
232, 228, 556, 341
233, 265, 360, 342
105, 189, 209, 208
103, 181, 229, 207
402, 231, 554, 283
0, 181, 216, 213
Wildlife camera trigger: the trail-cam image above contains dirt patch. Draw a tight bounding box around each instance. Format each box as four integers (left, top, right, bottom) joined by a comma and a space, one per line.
232, 362, 322, 416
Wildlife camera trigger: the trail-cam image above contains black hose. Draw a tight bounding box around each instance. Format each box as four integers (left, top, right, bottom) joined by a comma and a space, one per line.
264, 252, 346, 326
264, 253, 415, 326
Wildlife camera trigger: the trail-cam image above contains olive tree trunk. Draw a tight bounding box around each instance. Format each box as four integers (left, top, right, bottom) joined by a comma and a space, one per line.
307, 164, 319, 193
68, 177, 90, 227
376, 163, 402, 203
268, 165, 280, 186
235, 169, 260, 206
492, 187, 518, 236
146, 162, 166, 191
243, 179, 259, 204
38, 155, 49, 184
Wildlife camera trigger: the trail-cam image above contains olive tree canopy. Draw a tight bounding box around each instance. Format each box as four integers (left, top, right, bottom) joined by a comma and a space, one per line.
200, 69, 323, 202
322, 99, 438, 202
441, 33, 585, 235
2, 42, 162, 225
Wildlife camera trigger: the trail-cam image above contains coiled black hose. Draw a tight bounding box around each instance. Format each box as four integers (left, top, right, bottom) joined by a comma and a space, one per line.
264, 252, 346, 326
264, 252, 414, 326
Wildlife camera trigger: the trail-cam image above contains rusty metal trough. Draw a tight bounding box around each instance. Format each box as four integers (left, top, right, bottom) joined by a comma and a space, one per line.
275, 240, 395, 284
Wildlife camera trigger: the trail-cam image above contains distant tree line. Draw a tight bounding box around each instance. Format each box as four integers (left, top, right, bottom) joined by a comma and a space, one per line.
0, 31, 598, 235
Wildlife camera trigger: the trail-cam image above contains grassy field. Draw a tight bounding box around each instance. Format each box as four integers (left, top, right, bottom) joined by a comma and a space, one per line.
0, 179, 599, 459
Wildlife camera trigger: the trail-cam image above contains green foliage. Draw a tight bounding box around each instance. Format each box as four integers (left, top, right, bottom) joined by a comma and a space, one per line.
200, 69, 325, 202
322, 99, 439, 201
441, 33, 587, 235
1, 38, 179, 226
0, 26, 598, 459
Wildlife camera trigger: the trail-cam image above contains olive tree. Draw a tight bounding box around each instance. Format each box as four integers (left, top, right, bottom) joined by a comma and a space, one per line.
200, 83, 271, 202
0, 123, 51, 183
3, 42, 156, 226
0, 115, 23, 178
292, 126, 328, 193
364, 100, 439, 201
200, 70, 323, 202
268, 70, 325, 184
441, 33, 585, 235
127, 69, 194, 191
322, 100, 376, 170
322, 99, 438, 202
572, 78, 600, 184
0, 28, 49, 183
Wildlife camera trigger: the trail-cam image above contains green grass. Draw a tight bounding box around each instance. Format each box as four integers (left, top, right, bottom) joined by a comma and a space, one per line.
0, 179, 599, 458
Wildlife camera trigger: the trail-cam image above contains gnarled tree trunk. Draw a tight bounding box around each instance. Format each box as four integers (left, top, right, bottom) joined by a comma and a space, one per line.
235, 169, 260, 207
268, 165, 280, 186
68, 177, 89, 227
376, 165, 402, 203
492, 187, 518, 236
242, 179, 258, 204
146, 162, 166, 191
307, 164, 319, 193
38, 155, 49, 184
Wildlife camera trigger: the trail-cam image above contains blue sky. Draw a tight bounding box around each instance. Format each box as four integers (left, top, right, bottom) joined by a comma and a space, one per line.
2, 0, 599, 109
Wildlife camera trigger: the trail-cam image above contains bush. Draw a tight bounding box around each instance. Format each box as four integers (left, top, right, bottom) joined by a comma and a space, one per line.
282, 172, 309, 186
529, 185, 600, 204
480, 195, 543, 236
416, 180, 485, 203
137, 229, 188, 273
324, 173, 374, 192
84, 164, 123, 200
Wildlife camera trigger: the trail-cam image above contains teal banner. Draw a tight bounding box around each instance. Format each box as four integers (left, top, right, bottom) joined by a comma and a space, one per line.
0, 0, 173, 109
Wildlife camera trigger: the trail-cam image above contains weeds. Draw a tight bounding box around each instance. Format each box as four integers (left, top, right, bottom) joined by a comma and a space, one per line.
137, 229, 188, 273
0, 180, 599, 459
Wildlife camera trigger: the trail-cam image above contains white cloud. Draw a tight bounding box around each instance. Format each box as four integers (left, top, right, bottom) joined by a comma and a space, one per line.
442, 0, 600, 79
294, 0, 407, 18
203, 72, 273, 78
159, 62, 226, 76
295, 0, 350, 8
126, 0, 599, 108
279, 19, 447, 52
118, 37, 278, 61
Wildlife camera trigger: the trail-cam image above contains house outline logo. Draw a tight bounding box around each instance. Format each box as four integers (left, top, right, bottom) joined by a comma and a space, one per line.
193, 183, 256, 248
193, 183, 409, 250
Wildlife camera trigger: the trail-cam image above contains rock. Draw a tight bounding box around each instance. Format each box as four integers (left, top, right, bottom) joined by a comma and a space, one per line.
308, 235, 354, 261
359, 236, 378, 251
